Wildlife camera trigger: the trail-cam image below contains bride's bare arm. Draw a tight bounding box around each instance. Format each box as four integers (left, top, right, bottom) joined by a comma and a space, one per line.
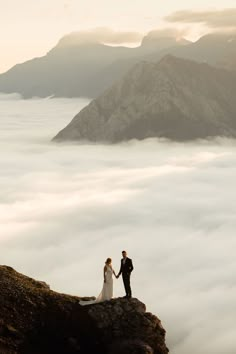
112, 269, 117, 277
104, 265, 107, 282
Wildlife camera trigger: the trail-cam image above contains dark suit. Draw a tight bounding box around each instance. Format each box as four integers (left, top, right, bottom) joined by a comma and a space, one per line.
118, 257, 134, 297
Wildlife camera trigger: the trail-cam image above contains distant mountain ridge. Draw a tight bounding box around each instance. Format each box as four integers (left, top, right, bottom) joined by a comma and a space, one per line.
53, 55, 236, 142
168, 33, 236, 70
0, 32, 189, 98
1, 31, 236, 99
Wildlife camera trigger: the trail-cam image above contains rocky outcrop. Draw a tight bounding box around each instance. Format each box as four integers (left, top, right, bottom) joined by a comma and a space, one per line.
53, 55, 236, 142
0, 266, 168, 354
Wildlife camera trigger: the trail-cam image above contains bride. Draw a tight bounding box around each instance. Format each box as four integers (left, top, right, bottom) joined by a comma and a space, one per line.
95, 258, 117, 302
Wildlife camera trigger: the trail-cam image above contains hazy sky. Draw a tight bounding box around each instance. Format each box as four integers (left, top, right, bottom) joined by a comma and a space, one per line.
0, 0, 236, 73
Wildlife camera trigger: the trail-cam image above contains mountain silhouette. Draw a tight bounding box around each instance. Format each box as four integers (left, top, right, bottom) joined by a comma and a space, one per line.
53, 55, 236, 142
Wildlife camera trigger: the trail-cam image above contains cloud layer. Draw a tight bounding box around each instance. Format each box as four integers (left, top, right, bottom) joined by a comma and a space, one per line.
58, 28, 143, 46
165, 8, 236, 29
143, 27, 190, 42
0, 96, 236, 353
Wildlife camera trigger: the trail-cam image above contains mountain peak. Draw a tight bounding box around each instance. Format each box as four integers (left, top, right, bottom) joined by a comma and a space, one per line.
56, 32, 101, 48
141, 30, 190, 49
158, 54, 183, 65
195, 32, 236, 46
147, 55, 199, 76
53, 56, 236, 143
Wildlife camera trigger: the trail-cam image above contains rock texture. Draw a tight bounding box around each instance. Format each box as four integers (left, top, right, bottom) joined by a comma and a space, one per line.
53, 55, 236, 142
0, 265, 168, 354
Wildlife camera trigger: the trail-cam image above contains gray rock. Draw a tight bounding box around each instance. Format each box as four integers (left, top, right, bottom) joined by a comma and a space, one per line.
53, 55, 236, 142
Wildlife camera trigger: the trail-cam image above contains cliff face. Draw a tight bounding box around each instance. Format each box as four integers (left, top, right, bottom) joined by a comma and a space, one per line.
53, 55, 236, 142
0, 266, 168, 354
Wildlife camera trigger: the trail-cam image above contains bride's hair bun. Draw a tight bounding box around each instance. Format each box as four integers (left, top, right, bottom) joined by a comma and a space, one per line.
105, 258, 112, 264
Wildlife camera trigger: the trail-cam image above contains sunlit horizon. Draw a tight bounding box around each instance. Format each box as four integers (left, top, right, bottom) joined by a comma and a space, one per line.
1, 0, 236, 72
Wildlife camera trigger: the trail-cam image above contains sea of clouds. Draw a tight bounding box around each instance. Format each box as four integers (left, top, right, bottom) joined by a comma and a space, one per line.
0, 94, 236, 354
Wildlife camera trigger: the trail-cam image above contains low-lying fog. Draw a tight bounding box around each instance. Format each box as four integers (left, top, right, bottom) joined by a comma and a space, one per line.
0, 94, 235, 354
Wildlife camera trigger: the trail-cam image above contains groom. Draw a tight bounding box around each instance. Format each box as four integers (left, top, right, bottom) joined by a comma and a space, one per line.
117, 250, 134, 298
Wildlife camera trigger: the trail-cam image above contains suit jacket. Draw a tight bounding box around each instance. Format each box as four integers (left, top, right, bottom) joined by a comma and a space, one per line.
118, 257, 134, 276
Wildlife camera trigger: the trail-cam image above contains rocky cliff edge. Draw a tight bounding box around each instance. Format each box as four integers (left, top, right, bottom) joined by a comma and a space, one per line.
0, 265, 168, 354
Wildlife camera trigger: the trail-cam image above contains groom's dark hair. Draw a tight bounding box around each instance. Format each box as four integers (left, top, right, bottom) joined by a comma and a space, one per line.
122, 250, 126, 253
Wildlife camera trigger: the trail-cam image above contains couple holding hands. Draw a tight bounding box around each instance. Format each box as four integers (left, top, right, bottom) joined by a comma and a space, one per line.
96, 250, 134, 303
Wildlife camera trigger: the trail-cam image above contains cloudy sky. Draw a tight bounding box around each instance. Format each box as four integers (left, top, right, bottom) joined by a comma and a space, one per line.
1, 0, 236, 72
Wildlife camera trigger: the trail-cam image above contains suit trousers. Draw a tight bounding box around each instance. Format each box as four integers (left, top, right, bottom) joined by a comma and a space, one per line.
122, 272, 132, 297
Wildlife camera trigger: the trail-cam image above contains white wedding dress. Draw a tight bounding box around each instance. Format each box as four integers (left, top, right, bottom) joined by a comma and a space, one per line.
79, 265, 114, 306
95, 265, 113, 303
